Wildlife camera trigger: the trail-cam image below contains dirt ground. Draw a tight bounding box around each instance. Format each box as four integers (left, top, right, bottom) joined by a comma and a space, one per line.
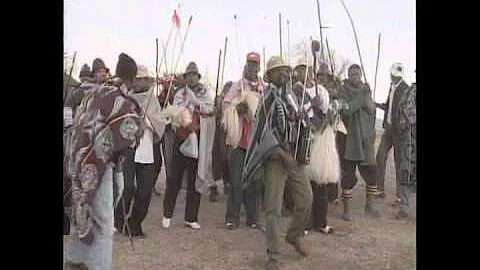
64, 135, 416, 270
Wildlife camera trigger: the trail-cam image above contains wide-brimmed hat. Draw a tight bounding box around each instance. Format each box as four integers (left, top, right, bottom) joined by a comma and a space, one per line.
266, 56, 291, 74
183, 62, 201, 79
136, 65, 154, 80
390, 62, 404, 77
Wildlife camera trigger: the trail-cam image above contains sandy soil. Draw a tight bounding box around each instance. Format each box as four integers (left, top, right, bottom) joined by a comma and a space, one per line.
64, 134, 416, 270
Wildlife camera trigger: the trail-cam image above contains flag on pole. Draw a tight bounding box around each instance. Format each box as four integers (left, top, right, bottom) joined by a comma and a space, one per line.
172, 10, 181, 28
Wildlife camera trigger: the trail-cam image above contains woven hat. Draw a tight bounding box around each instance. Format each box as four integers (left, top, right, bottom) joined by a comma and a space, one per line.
390, 62, 404, 77
266, 56, 291, 74
136, 65, 154, 79
92, 58, 109, 73
183, 62, 201, 79
79, 64, 92, 78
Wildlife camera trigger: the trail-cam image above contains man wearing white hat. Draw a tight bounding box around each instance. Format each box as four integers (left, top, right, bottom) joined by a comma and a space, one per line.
375, 63, 411, 208
114, 65, 168, 237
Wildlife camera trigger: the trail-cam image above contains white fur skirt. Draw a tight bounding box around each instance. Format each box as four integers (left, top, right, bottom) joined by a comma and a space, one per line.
305, 125, 341, 185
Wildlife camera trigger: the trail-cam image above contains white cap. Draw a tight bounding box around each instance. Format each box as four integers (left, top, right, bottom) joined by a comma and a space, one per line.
390, 62, 404, 77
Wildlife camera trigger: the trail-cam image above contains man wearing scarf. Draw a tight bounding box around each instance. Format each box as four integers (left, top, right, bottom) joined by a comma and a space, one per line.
222, 52, 265, 229
337, 64, 381, 221
161, 62, 215, 230
114, 65, 168, 237
243, 56, 326, 270
65, 53, 144, 270
375, 63, 411, 204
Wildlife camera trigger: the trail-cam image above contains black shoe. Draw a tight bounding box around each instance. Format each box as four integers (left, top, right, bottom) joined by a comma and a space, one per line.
247, 223, 258, 229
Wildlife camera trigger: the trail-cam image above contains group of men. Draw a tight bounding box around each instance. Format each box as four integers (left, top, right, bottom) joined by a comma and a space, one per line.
63, 48, 416, 270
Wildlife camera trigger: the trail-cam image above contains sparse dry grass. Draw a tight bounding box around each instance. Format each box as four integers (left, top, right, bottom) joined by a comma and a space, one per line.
64, 132, 415, 270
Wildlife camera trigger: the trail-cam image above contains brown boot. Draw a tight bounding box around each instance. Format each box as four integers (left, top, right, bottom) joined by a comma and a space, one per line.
365, 194, 381, 218
285, 236, 310, 257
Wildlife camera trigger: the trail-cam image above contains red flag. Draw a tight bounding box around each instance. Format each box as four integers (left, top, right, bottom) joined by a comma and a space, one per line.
172, 10, 181, 28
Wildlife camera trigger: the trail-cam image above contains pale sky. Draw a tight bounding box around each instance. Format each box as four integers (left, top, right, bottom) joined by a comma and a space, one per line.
64, 0, 415, 111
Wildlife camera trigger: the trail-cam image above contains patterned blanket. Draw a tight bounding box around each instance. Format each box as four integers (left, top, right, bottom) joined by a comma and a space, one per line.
67, 84, 144, 242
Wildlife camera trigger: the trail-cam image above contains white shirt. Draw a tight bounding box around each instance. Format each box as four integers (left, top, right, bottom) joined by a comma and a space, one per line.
387, 79, 403, 124
134, 117, 154, 164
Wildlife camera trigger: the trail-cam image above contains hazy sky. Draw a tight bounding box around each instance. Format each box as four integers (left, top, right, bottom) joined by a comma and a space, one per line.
64, 0, 415, 107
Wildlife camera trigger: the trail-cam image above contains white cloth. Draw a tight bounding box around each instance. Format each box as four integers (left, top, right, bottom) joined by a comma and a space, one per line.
387, 79, 403, 125
134, 117, 154, 164
306, 125, 340, 185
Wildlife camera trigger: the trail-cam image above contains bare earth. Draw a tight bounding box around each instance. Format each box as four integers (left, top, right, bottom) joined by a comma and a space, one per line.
64, 134, 416, 270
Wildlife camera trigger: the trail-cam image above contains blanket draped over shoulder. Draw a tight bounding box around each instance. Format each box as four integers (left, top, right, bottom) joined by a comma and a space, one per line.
68, 85, 143, 241
131, 87, 170, 141
172, 85, 216, 193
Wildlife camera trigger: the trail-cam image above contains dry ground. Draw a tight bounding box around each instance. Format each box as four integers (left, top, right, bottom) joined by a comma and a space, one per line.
64, 134, 416, 270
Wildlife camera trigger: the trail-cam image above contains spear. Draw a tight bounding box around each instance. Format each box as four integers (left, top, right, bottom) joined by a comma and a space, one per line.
373, 32, 382, 99
159, 23, 175, 74
287, 19, 291, 65
315, 0, 325, 62
155, 38, 159, 96
220, 37, 228, 89
161, 15, 193, 110
215, 49, 222, 102
325, 37, 335, 76
172, 15, 194, 73
262, 46, 266, 73
339, 0, 368, 84
279, 13, 283, 58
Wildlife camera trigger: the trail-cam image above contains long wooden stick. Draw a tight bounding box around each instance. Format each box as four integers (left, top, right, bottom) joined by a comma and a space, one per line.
325, 37, 335, 75
220, 37, 228, 89
172, 15, 194, 73
315, 0, 325, 62
279, 13, 283, 58
215, 49, 222, 101
339, 0, 368, 84
373, 32, 382, 99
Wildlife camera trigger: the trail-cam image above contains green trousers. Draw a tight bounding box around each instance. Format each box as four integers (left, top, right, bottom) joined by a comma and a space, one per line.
263, 160, 312, 260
